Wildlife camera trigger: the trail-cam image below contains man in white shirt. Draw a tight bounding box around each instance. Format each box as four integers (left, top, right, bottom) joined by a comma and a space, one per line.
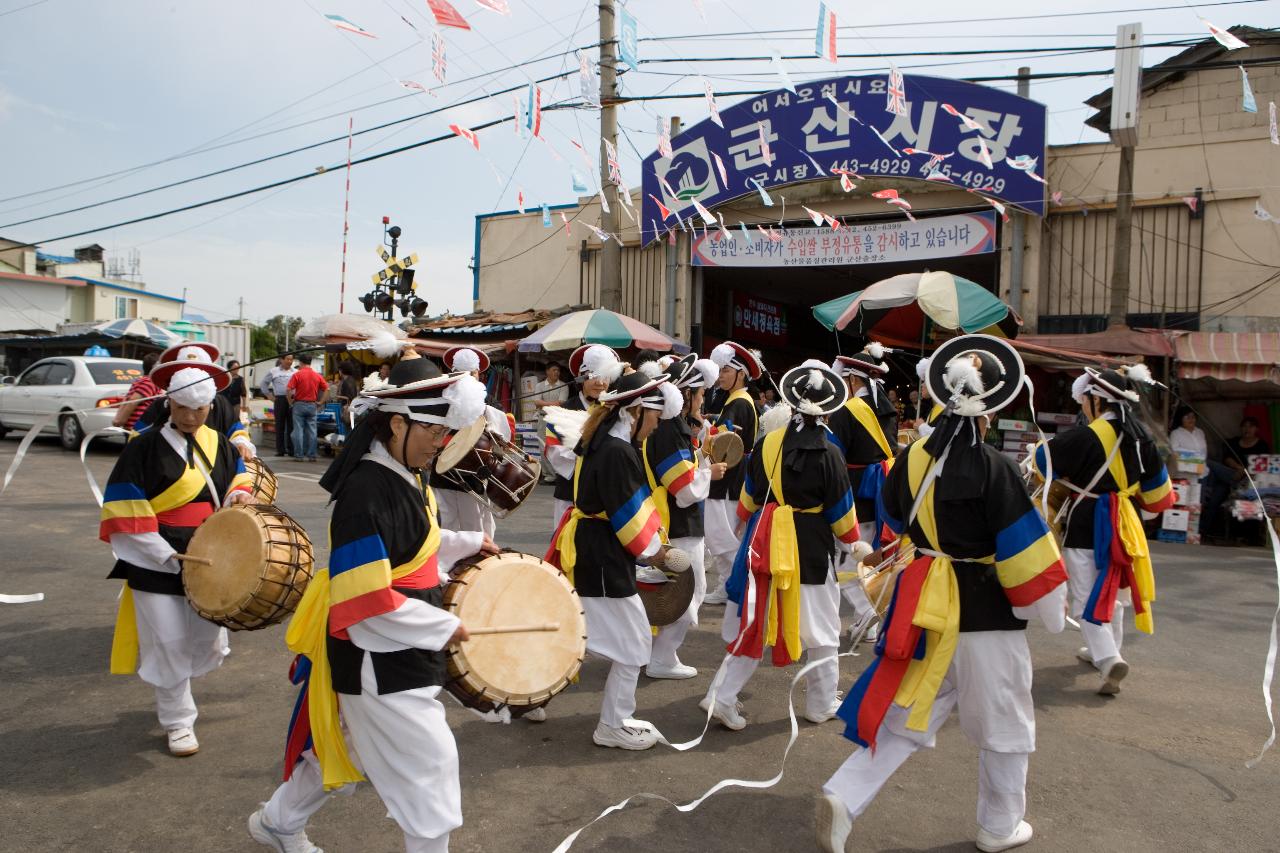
259, 356, 297, 457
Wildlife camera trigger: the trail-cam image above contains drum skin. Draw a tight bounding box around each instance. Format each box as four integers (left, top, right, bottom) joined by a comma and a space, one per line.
182, 504, 314, 631
443, 552, 586, 714
858, 554, 906, 620
707, 431, 744, 467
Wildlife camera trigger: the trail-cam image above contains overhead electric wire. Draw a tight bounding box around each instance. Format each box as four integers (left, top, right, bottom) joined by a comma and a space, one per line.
637, 0, 1267, 41
632, 37, 1212, 64
0, 29, 597, 209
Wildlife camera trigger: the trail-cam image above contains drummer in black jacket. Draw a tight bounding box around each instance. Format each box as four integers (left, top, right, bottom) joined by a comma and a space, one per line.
547, 360, 674, 750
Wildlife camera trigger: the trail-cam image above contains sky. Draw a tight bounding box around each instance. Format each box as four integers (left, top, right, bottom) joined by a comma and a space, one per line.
1, 0, 1275, 326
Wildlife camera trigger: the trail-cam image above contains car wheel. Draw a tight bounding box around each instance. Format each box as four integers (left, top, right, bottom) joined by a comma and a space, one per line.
59, 414, 84, 450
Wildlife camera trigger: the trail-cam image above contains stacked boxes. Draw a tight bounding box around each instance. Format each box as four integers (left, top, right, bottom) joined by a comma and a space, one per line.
1163, 476, 1202, 545
514, 422, 543, 462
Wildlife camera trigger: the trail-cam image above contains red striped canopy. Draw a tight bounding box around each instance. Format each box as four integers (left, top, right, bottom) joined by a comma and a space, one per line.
1175, 332, 1280, 383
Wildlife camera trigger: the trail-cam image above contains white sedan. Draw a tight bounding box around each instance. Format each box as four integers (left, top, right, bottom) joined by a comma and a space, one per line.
0, 356, 144, 449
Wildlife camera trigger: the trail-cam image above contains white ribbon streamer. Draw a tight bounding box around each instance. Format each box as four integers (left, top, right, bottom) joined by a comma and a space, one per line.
1245, 465, 1280, 768
0, 592, 44, 604
80, 426, 129, 506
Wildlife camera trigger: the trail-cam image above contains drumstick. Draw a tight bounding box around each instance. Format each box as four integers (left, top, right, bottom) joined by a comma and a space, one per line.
173, 554, 214, 566
466, 622, 561, 636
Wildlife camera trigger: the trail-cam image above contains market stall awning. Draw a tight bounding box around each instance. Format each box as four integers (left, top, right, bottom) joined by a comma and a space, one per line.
408, 336, 516, 359
1174, 331, 1280, 383
1019, 326, 1173, 358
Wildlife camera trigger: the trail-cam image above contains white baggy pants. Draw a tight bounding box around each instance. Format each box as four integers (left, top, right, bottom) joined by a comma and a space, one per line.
261, 654, 460, 850
837, 522, 880, 622
649, 536, 706, 669
707, 570, 843, 717
822, 630, 1036, 839
435, 487, 496, 541
132, 589, 229, 730
582, 595, 652, 727
1063, 547, 1125, 664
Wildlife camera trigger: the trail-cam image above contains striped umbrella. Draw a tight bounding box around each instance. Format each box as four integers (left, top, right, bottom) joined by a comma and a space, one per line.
92, 318, 184, 347
812, 271, 1020, 346
517, 308, 690, 353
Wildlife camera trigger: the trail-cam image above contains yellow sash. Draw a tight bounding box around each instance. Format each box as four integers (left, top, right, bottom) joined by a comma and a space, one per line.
110, 424, 224, 675
1089, 418, 1157, 634
846, 396, 893, 459
552, 458, 608, 587
758, 429, 822, 661
716, 388, 758, 435
287, 483, 442, 790
894, 441, 971, 733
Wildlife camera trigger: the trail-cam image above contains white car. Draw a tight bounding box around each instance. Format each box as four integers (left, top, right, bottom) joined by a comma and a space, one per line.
0, 356, 144, 449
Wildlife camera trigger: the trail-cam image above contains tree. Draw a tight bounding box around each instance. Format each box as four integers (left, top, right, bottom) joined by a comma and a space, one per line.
260, 315, 305, 355
250, 324, 278, 362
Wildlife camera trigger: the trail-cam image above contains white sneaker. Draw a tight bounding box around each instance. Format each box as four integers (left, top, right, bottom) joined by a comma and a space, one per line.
1076, 646, 1096, 667
592, 721, 658, 750
248, 805, 324, 853
698, 696, 747, 731
524, 706, 548, 723
848, 612, 878, 644
976, 820, 1033, 852
804, 702, 843, 724
1098, 657, 1129, 695
166, 727, 199, 757
815, 793, 853, 853
646, 662, 698, 680
703, 587, 728, 605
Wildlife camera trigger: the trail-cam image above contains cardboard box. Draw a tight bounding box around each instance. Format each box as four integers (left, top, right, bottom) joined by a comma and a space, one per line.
1174, 450, 1206, 477
1162, 509, 1190, 532
1037, 412, 1077, 426
1158, 529, 1188, 544
997, 419, 1032, 433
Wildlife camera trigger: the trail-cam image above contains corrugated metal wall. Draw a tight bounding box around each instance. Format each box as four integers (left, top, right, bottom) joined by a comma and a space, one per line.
578, 243, 666, 328
1040, 203, 1204, 329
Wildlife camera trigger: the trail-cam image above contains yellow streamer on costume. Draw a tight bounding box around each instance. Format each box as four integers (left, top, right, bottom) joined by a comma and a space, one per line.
108, 424, 226, 675
640, 439, 672, 539
892, 441, 973, 733
759, 429, 819, 662
1089, 418, 1157, 634
286, 484, 442, 791
552, 459, 608, 587
109, 585, 139, 674
845, 396, 893, 459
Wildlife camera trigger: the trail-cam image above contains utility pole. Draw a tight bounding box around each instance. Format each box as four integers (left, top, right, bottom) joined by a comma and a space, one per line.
1008, 67, 1030, 321
238, 297, 245, 323
1107, 23, 1143, 329
597, 0, 623, 312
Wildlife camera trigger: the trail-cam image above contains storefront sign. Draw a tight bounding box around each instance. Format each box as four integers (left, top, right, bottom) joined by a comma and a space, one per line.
692, 210, 995, 267
732, 293, 788, 346
641, 73, 1047, 245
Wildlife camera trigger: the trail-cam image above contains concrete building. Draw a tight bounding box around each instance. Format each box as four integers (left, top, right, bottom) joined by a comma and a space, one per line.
0, 239, 185, 331
473, 27, 1279, 367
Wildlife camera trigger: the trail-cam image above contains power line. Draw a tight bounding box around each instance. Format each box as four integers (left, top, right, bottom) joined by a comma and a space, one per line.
637, 0, 1268, 41
0, 31, 596, 209
633, 37, 1216, 65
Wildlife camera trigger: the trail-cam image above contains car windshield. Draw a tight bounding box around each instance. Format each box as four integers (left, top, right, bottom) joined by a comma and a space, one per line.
86, 361, 144, 385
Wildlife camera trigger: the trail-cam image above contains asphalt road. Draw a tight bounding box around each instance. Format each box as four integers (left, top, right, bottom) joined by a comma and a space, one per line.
1, 436, 1278, 853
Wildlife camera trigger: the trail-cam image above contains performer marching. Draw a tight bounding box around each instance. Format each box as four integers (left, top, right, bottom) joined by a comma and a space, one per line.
545, 362, 674, 750
639, 355, 725, 679
819, 335, 1068, 853
703, 365, 862, 730
1032, 365, 1174, 695
99, 355, 254, 757
250, 358, 494, 853
431, 346, 514, 540
702, 341, 763, 606
543, 344, 617, 527
827, 343, 898, 641
134, 342, 257, 460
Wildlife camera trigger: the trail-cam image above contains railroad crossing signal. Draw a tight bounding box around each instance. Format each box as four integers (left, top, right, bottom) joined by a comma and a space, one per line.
371, 249, 419, 285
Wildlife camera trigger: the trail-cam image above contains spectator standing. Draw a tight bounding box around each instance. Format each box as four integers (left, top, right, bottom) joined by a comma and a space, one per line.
259, 355, 297, 457
220, 360, 247, 410
1224, 417, 1271, 475
1169, 407, 1237, 535
112, 352, 161, 430
287, 354, 329, 461
531, 362, 570, 483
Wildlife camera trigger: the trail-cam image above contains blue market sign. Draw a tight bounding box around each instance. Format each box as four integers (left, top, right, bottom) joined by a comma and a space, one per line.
640, 74, 1047, 246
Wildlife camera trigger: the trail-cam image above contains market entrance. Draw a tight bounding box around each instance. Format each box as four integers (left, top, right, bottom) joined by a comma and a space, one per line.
698, 207, 1001, 383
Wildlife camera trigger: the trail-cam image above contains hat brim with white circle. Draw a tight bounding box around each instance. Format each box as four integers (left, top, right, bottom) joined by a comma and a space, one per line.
778, 364, 848, 417
151, 359, 229, 393
924, 334, 1024, 418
